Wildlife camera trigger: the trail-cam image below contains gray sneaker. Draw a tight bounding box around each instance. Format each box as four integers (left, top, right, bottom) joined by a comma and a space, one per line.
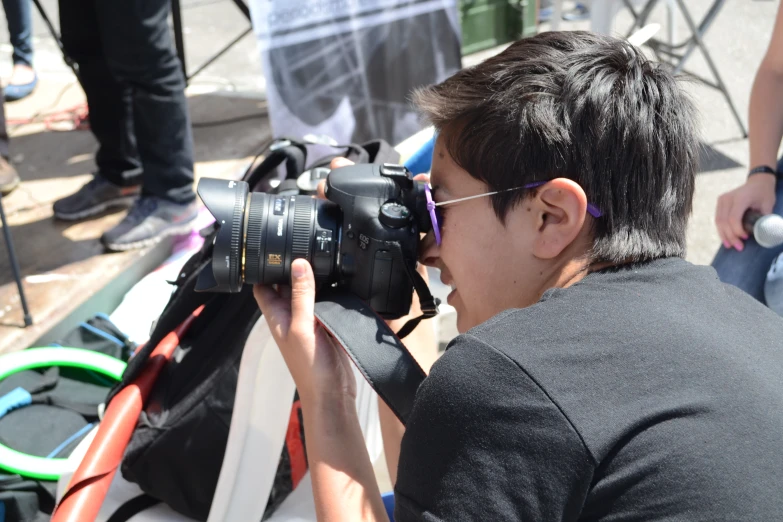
53, 175, 141, 221
0, 157, 20, 196
101, 196, 198, 251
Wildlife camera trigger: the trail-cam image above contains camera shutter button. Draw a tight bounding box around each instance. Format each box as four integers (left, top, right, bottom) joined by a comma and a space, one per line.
380, 202, 411, 228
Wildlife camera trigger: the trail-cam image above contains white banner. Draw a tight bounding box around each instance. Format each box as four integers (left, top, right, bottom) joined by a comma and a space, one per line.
251, 0, 458, 51
249, 0, 461, 148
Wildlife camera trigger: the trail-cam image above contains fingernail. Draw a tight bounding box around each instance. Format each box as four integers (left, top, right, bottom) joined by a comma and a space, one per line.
723, 241, 730, 249
292, 260, 306, 279
734, 242, 744, 252
741, 234, 749, 240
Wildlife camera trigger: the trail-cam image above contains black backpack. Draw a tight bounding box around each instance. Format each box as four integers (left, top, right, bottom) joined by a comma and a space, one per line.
111, 138, 401, 521
0, 316, 135, 522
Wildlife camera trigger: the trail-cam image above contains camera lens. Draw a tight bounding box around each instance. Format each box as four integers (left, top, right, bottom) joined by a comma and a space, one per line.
243, 193, 340, 285
196, 178, 340, 292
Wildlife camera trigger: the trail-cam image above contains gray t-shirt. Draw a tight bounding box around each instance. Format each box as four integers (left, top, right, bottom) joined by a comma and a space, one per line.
395, 257, 783, 521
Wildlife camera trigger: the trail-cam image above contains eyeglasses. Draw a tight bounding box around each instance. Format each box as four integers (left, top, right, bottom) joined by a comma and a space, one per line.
424, 181, 603, 245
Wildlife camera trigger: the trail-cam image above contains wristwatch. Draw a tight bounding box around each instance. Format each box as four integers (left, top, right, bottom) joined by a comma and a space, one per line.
748, 165, 779, 179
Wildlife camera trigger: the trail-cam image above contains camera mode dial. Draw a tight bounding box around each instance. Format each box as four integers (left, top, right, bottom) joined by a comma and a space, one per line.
379, 202, 411, 228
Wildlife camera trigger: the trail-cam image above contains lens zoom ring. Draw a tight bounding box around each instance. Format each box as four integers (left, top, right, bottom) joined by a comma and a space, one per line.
230, 187, 244, 287
246, 195, 266, 284
292, 198, 312, 260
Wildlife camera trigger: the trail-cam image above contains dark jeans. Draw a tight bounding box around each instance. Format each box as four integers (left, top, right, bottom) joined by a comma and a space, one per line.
59, 0, 195, 204
0, 89, 9, 158
2, 0, 33, 66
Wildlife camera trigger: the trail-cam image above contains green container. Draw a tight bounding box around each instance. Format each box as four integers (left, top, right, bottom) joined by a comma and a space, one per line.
458, 0, 536, 55
521, 0, 537, 37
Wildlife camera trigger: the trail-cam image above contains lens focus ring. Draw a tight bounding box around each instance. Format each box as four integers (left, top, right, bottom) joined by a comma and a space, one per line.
229, 186, 245, 289
245, 193, 266, 285
292, 197, 312, 260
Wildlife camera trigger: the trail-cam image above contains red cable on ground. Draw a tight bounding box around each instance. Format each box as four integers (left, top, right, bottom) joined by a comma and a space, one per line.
51, 306, 204, 522
6, 103, 90, 131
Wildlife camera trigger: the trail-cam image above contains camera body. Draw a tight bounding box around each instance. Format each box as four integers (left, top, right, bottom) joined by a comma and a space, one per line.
324, 163, 428, 318
195, 163, 431, 319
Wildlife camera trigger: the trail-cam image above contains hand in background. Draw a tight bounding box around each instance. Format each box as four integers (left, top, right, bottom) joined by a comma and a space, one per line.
715, 174, 776, 251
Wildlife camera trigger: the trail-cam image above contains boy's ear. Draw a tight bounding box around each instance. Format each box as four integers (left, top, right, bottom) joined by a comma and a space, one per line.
529, 178, 589, 260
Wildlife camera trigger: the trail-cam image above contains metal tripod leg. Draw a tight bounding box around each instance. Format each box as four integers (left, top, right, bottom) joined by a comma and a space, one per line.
0, 193, 32, 327
31, 0, 79, 80
170, 0, 251, 84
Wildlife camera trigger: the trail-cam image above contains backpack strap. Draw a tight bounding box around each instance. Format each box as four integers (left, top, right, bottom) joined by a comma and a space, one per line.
245, 139, 308, 189
307, 139, 400, 170
32, 396, 100, 419
358, 139, 400, 165
106, 493, 161, 522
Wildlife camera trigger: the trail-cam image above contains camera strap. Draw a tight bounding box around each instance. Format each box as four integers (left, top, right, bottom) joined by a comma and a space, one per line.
314, 290, 426, 425
311, 244, 441, 425
395, 258, 441, 340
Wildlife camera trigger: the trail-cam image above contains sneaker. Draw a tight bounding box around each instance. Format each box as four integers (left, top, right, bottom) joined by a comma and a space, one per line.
538, 6, 554, 22
101, 196, 198, 251
53, 175, 140, 221
4, 74, 38, 102
562, 3, 590, 21
0, 157, 20, 196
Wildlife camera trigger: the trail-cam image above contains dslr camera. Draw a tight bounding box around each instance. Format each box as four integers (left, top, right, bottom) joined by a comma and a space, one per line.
195, 163, 433, 319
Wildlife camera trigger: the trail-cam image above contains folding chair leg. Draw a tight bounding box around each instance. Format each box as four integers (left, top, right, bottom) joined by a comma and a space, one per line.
0, 194, 32, 327
672, 0, 725, 75
624, 0, 660, 36
674, 0, 747, 138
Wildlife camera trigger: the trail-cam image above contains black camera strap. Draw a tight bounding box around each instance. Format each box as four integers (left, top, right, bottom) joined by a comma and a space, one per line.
312, 243, 441, 425
314, 290, 426, 425
395, 262, 440, 340
387, 241, 441, 340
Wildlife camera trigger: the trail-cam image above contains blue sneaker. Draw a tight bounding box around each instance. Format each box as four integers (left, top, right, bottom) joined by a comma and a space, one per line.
562, 3, 590, 21
4, 73, 38, 102
538, 6, 554, 22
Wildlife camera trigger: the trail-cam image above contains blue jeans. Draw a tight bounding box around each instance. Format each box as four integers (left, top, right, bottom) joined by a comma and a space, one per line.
711, 167, 783, 314
2, 0, 34, 67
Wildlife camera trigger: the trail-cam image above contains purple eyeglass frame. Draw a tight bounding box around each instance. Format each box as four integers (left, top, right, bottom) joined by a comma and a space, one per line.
424, 181, 603, 245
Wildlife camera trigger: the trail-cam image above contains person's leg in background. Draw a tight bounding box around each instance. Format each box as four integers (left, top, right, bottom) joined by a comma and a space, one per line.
53, 0, 142, 221
1, 0, 37, 101
93, 0, 197, 251
0, 90, 21, 194
712, 159, 783, 305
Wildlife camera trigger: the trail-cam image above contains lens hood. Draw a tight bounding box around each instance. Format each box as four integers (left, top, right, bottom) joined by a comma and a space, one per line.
195, 178, 249, 292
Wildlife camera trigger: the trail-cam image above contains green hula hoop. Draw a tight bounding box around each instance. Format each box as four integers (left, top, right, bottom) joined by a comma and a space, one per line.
0, 347, 126, 480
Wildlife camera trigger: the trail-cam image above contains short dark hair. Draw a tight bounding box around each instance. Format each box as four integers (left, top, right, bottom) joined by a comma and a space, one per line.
412, 31, 699, 263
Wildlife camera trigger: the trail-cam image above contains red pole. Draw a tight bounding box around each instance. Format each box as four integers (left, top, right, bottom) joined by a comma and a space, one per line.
52, 307, 203, 522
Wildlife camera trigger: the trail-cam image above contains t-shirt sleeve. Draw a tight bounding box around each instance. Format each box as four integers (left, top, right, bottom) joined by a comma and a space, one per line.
393, 334, 595, 521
